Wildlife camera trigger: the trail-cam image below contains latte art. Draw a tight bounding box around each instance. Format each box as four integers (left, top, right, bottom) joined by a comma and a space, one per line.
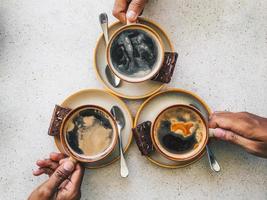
65, 108, 114, 158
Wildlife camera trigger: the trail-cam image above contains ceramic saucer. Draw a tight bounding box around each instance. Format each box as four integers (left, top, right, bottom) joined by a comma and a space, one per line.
54, 89, 133, 169
94, 17, 174, 99
134, 88, 211, 168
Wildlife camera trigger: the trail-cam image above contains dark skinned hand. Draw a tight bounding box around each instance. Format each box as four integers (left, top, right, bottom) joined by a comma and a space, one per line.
209, 112, 267, 158
113, 0, 148, 23
28, 152, 84, 200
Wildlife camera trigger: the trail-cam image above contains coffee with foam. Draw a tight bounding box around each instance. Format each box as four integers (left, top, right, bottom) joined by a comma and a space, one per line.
110, 29, 158, 78
154, 106, 205, 154
64, 107, 114, 158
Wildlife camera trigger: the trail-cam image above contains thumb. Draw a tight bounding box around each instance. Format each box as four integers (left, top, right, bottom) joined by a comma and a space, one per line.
213, 128, 259, 153
43, 160, 75, 192
214, 128, 241, 144
126, 0, 147, 22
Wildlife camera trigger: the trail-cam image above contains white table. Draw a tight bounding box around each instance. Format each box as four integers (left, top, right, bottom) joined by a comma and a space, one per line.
0, 0, 266, 199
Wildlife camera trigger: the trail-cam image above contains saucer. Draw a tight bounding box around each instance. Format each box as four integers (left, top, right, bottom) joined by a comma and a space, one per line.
134, 88, 211, 168
94, 17, 174, 99
54, 89, 133, 169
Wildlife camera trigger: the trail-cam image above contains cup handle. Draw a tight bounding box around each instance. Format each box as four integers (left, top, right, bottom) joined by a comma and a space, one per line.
208, 128, 216, 138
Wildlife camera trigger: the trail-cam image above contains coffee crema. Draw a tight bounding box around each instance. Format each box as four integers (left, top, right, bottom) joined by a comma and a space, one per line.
110, 29, 158, 78
65, 108, 114, 158
154, 106, 205, 154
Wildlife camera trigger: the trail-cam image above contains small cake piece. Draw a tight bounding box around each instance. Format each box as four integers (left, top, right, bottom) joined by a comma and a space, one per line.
48, 105, 72, 136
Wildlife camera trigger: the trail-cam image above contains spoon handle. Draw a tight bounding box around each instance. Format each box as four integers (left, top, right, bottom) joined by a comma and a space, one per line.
119, 131, 129, 177
99, 13, 109, 44
206, 145, 220, 172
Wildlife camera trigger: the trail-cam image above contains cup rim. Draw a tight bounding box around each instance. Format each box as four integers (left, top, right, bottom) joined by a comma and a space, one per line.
151, 104, 209, 162
106, 23, 165, 83
60, 104, 118, 163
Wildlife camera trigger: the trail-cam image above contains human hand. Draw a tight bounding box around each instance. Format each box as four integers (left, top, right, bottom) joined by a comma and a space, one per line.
28, 152, 84, 200
32, 152, 66, 177
209, 112, 267, 158
113, 0, 148, 23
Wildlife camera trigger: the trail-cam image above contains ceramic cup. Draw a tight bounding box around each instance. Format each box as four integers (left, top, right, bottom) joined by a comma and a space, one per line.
106, 23, 164, 83
60, 105, 118, 163
151, 104, 212, 162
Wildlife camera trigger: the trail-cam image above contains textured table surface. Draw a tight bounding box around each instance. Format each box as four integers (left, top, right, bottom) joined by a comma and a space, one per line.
0, 0, 267, 199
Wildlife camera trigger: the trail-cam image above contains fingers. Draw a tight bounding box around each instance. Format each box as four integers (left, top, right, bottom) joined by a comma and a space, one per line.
33, 158, 61, 176
43, 160, 75, 193
58, 179, 70, 190
113, 0, 147, 23
210, 112, 267, 158
68, 164, 85, 191
209, 112, 256, 139
59, 157, 68, 165
36, 159, 59, 170
34, 167, 54, 177
30, 162, 73, 200
213, 128, 263, 156
209, 112, 235, 129
33, 168, 46, 176
58, 158, 84, 189
113, 0, 128, 23
49, 152, 66, 162
127, 0, 147, 22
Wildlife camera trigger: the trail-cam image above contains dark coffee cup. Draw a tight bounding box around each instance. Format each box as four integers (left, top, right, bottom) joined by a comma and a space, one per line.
106, 23, 164, 83
152, 104, 210, 162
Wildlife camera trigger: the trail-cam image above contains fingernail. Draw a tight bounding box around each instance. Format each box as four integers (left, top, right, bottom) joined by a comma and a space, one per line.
33, 169, 41, 175
214, 128, 225, 138
126, 10, 137, 21
50, 152, 57, 156
36, 160, 43, 165
63, 161, 74, 172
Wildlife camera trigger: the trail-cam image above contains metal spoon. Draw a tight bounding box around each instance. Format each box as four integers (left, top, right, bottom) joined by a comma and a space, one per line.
189, 104, 220, 172
206, 144, 221, 172
99, 13, 121, 88
111, 106, 129, 178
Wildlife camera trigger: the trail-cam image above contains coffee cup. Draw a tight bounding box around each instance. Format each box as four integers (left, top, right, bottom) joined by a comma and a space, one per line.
60, 105, 118, 163
106, 23, 165, 83
151, 104, 210, 162
133, 104, 215, 162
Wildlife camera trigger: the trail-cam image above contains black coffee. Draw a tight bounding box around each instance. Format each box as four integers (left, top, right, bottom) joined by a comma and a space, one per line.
110, 29, 158, 77
155, 107, 205, 154
65, 108, 114, 157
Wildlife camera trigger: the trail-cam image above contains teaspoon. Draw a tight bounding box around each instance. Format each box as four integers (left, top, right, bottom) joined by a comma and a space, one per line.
206, 144, 221, 172
99, 13, 121, 88
111, 106, 129, 178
